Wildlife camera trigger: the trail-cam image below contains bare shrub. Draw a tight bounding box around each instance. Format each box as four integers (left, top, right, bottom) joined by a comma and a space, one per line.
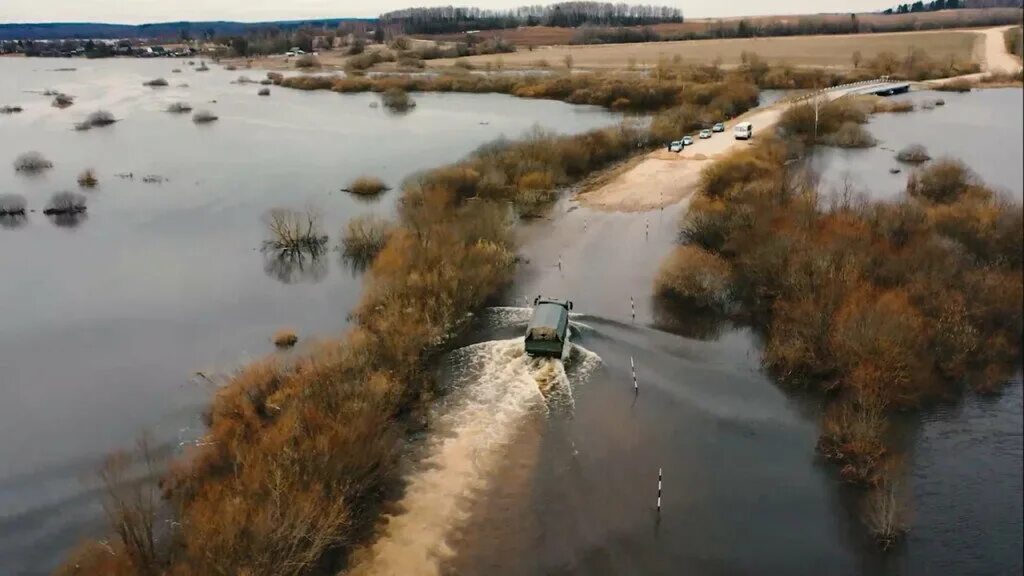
344, 176, 389, 196
294, 54, 320, 68
235, 75, 255, 84
341, 214, 395, 262
257, 87, 271, 96
0, 193, 27, 215
273, 329, 299, 349
172, 68, 182, 73
14, 151, 54, 173
77, 169, 98, 188
818, 397, 888, 484
863, 465, 909, 550
655, 245, 732, 310
143, 77, 169, 87
823, 122, 877, 148
263, 207, 328, 251
907, 159, 976, 204
44, 191, 87, 214
86, 110, 117, 127
196, 62, 210, 72
166, 101, 193, 113
381, 88, 416, 112
453, 59, 475, 70
52, 93, 74, 108
267, 71, 284, 84
192, 110, 218, 124
895, 144, 930, 164
1, 105, 24, 114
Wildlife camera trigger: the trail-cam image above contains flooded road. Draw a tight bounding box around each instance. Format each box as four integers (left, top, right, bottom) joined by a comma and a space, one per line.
0, 58, 624, 575
397, 89, 1023, 576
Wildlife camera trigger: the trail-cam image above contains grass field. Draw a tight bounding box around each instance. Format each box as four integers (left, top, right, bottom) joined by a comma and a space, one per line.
418, 8, 1021, 47
428, 29, 983, 69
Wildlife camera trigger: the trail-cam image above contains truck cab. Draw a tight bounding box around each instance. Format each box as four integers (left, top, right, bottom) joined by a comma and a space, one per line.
524, 297, 573, 358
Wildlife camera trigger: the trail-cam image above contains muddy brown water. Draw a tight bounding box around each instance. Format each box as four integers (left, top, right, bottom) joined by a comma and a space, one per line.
0, 58, 625, 575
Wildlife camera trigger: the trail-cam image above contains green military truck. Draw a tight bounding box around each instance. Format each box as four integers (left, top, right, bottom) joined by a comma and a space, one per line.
524, 296, 573, 358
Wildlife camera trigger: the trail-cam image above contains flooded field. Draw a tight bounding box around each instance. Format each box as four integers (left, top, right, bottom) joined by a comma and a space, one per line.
812, 88, 1024, 202
0, 58, 624, 575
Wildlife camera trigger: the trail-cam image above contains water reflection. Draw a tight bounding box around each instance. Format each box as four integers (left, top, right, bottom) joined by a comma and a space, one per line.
0, 214, 28, 229
262, 246, 328, 284
46, 212, 87, 229
651, 295, 729, 341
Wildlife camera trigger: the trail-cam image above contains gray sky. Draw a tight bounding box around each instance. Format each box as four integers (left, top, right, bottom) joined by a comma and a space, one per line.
1, 1, 897, 24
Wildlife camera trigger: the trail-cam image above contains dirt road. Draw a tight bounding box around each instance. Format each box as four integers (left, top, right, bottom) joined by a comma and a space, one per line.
981, 25, 1022, 73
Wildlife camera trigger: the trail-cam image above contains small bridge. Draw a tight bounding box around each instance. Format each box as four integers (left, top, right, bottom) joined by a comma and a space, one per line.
787, 77, 914, 105
845, 81, 911, 96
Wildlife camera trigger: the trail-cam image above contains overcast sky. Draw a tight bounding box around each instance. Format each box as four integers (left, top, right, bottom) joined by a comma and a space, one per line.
1, 1, 898, 24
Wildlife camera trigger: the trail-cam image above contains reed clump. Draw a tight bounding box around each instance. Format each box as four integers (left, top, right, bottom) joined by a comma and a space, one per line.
77, 169, 98, 188
344, 176, 389, 196
0, 193, 27, 215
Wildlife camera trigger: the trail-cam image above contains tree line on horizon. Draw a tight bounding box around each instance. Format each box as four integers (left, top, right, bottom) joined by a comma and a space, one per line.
885, 0, 1021, 13
379, 2, 684, 35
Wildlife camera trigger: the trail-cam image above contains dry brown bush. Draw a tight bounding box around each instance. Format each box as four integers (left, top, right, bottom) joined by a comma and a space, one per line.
906, 158, 976, 204
895, 144, 930, 164
341, 214, 394, 262
655, 245, 732, 309
345, 176, 389, 196
273, 328, 298, 348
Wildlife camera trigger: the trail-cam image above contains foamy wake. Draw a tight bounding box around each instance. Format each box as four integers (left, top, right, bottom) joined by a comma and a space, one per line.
347, 338, 599, 576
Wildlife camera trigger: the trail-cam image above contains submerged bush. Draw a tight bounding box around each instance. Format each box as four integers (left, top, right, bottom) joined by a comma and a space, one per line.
166, 101, 193, 113
344, 176, 389, 196
341, 214, 394, 262
895, 144, 930, 164
655, 245, 732, 310
14, 151, 54, 173
381, 88, 416, 112
192, 110, 218, 124
263, 207, 328, 252
143, 77, 169, 87
1, 105, 24, 114
52, 93, 74, 108
44, 191, 87, 214
0, 193, 27, 215
85, 110, 117, 127
272, 329, 298, 349
77, 169, 98, 188
906, 159, 977, 204
257, 87, 270, 96
823, 122, 877, 148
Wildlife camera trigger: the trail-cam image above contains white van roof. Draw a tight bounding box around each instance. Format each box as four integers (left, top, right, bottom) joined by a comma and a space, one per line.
735, 122, 752, 129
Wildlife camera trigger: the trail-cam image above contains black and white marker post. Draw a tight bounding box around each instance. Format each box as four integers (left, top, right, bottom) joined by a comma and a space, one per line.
631, 355, 638, 395
657, 467, 663, 514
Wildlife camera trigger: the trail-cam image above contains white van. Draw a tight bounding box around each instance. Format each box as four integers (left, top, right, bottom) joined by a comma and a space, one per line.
734, 122, 753, 140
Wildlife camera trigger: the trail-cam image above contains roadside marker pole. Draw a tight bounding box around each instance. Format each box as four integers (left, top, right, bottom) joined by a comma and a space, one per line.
657, 468, 662, 513
645, 219, 649, 239
630, 296, 635, 322
631, 355, 638, 394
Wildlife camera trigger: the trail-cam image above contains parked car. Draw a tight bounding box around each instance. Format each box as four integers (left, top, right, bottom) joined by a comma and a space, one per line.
699, 129, 712, 139
669, 141, 683, 153
682, 135, 694, 146
734, 122, 753, 140
712, 122, 725, 133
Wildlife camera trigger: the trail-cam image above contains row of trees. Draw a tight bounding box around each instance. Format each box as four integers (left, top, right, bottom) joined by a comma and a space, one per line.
380, 2, 683, 35
886, 0, 965, 14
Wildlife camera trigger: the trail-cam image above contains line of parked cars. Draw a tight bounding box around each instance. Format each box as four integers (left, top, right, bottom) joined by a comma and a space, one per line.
668, 122, 726, 152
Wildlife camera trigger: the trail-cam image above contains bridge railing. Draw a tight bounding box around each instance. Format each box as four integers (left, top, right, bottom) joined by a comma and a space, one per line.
780, 76, 892, 105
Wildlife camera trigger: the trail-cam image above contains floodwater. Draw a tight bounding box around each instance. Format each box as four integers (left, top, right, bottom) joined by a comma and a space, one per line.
369, 89, 1022, 575
0, 57, 625, 575
812, 88, 1024, 202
